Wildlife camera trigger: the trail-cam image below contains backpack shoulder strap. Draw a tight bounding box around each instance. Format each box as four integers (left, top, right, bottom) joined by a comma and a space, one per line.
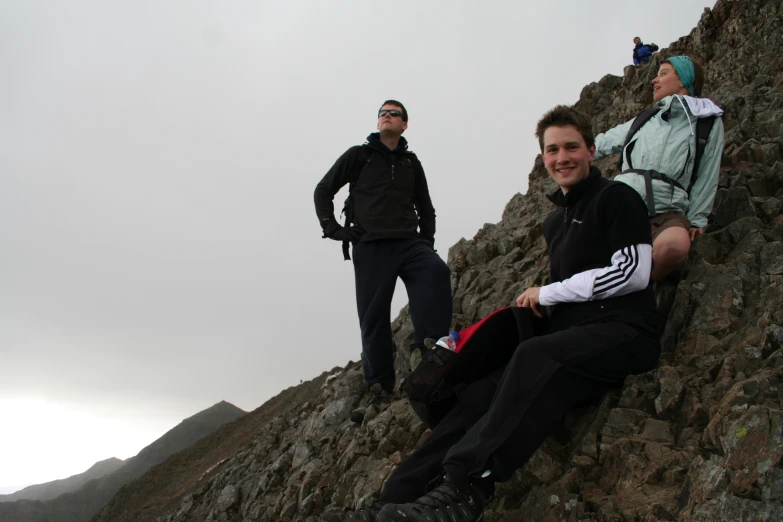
405, 150, 424, 174
342, 145, 373, 220
687, 115, 718, 194
618, 107, 660, 172
339, 145, 373, 261
404, 149, 421, 163
349, 144, 373, 186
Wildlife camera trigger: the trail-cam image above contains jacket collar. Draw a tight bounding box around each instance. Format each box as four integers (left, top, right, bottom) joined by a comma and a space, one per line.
656, 95, 676, 113
366, 132, 408, 154
656, 94, 722, 117
546, 166, 603, 207
657, 95, 724, 135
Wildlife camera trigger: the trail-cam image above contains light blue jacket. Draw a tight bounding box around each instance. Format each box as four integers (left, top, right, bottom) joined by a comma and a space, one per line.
594, 95, 724, 229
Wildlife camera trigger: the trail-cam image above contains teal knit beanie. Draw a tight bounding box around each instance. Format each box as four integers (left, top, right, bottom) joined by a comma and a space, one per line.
668, 56, 696, 96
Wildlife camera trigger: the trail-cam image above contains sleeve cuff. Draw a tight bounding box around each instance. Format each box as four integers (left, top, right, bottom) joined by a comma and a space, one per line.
688, 216, 707, 229
539, 284, 556, 306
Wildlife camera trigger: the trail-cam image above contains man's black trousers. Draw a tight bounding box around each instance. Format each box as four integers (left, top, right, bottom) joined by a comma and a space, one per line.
352, 238, 452, 392
379, 320, 660, 502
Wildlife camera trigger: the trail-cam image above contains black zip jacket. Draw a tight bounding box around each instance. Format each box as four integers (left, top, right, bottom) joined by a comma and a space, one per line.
314, 133, 436, 243
543, 167, 658, 333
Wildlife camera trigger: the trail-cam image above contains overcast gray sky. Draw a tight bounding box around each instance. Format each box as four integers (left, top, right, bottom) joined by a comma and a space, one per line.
1, 0, 714, 490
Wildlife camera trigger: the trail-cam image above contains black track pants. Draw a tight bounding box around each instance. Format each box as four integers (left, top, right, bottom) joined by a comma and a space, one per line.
377, 321, 659, 499
378, 397, 465, 504
441, 321, 660, 488
352, 238, 452, 391
379, 373, 500, 503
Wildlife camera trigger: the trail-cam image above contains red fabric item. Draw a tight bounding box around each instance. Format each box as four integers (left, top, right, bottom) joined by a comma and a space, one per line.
454, 307, 510, 353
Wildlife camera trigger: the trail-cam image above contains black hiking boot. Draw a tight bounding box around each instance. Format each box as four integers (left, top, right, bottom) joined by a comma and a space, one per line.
377, 481, 485, 522
320, 501, 383, 521
350, 383, 393, 423
408, 340, 432, 371
368, 382, 394, 403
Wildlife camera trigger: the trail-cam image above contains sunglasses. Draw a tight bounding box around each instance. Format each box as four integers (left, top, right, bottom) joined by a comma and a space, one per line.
378, 109, 403, 118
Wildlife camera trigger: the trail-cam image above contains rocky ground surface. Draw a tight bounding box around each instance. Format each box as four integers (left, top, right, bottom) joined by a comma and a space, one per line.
96, 1, 783, 521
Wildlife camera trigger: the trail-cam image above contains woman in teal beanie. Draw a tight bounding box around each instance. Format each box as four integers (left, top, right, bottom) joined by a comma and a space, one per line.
594, 55, 724, 281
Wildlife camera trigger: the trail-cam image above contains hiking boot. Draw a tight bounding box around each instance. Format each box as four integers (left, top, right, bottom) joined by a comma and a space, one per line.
368, 382, 393, 404
350, 384, 393, 423
320, 501, 383, 521
377, 481, 485, 522
409, 340, 433, 371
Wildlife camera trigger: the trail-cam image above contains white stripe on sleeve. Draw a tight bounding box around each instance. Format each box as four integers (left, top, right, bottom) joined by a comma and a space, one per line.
538, 244, 652, 306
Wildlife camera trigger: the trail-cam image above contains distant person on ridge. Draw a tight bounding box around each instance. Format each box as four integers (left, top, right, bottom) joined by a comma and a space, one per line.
633, 37, 659, 66
594, 55, 724, 281
314, 100, 451, 403
321, 106, 661, 522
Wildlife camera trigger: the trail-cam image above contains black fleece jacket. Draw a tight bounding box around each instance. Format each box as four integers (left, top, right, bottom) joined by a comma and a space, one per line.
543, 167, 658, 333
314, 133, 436, 243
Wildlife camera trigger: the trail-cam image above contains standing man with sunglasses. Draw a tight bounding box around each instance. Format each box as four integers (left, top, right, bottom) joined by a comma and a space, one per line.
314, 100, 452, 404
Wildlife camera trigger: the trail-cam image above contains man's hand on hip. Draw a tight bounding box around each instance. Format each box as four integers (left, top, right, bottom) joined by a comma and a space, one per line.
516, 287, 543, 318
328, 224, 366, 243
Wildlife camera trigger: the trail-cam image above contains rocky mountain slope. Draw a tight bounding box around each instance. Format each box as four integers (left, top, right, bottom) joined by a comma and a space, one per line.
96, 1, 782, 520
0, 458, 125, 503
0, 401, 245, 522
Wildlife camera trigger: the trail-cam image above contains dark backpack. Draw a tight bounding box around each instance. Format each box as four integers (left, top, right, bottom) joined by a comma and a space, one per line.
617, 107, 718, 195
405, 306, 545, 428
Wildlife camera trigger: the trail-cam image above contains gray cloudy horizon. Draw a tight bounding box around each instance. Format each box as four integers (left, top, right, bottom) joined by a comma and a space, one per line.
1, 0, 715, 488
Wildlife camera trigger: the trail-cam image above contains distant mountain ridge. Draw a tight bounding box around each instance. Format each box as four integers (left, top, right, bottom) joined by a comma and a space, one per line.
0, 458, 125, 503
0, 400, 245, 522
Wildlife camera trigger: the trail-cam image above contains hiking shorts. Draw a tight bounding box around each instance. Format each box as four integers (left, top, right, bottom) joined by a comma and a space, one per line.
650, 211, 691, 242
